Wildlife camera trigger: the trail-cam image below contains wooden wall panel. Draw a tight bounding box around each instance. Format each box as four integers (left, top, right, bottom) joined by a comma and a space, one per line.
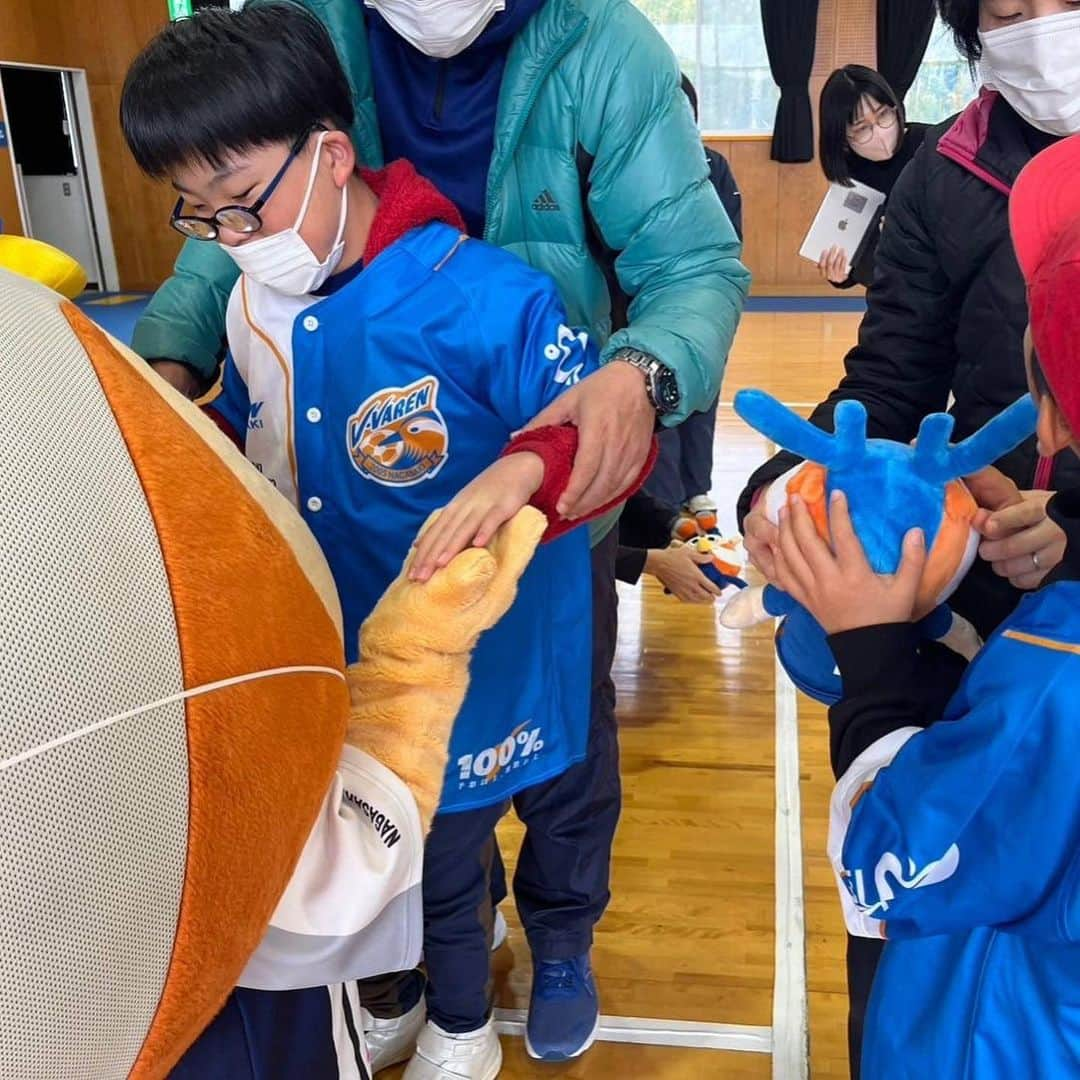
0, 4, 39, 237
0, 145, 23, 238
0, 6, 42, 62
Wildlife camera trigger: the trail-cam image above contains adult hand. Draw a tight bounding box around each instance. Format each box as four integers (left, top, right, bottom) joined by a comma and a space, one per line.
817, 246, 850, 285
150, 359, 201, 400
774, 491, 925, 635
742, 483, 779, 579
522, 360, 655, 520
977, 489, 1065, 590
645, 544, 723, 603
965, 465, 1023, 523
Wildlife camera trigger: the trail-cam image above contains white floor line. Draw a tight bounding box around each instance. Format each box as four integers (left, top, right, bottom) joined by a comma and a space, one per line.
492, 1009, 772, 1053
772, 652, 809, 1079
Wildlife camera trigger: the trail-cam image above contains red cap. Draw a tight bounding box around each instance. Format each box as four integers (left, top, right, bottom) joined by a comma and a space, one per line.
1010, 135, 1080, 434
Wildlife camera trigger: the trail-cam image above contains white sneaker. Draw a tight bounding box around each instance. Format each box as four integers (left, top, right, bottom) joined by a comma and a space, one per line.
366, 997, 426, 1074
403, 1019, 502, 1080
491, 909, 508, 952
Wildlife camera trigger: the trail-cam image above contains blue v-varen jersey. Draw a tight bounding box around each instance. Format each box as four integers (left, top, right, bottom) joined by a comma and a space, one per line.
215, 221, 595, 813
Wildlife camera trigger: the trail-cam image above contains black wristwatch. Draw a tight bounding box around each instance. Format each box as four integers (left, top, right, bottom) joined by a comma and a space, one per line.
613, 348, 681, 417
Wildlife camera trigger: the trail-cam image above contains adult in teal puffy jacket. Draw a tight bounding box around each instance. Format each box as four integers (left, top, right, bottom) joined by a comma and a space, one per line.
134, 0, 748, 1071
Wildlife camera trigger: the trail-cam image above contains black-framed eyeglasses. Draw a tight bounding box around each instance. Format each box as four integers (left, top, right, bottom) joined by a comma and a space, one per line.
169, 124, 325, 242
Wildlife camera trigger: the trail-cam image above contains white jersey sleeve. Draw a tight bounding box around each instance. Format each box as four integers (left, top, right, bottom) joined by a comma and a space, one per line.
237, 744, 424, 991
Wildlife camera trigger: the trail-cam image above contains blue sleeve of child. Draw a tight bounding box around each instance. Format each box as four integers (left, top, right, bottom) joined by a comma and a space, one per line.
211, 351, 249, 438
472, 264, 600, 431
830, 638, 1079, 942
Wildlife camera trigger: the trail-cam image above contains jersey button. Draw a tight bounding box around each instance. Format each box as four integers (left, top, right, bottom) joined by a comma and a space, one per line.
303, 315, 319, 332
306, 407, 322, 423
306, 496, 323, 513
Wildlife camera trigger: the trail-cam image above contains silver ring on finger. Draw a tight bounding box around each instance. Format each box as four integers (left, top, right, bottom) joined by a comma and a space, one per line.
1032, 550, 1042, 570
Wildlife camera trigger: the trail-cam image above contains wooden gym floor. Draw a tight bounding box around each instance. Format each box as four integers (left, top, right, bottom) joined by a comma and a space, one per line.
388, 311, 862, 1079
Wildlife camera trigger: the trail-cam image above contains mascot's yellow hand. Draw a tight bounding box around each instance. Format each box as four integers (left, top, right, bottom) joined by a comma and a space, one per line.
344, 506, 547, 831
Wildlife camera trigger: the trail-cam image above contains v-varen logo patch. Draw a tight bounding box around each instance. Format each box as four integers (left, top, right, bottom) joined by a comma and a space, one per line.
347, 376, 450, 487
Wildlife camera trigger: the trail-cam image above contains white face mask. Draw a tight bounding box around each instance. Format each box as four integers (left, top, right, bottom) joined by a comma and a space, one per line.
221, 132, 349, 296
364, 0, 506, 59
979, 9, 1080, 137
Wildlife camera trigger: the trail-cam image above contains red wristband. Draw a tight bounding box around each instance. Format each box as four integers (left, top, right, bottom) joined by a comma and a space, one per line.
502, 425, 658, 542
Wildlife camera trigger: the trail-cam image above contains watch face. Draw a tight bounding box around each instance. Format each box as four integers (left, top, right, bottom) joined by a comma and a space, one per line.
654, 368, 680, 411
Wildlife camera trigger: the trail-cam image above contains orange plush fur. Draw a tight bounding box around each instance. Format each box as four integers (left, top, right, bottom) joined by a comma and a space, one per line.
346, 507, 547, 832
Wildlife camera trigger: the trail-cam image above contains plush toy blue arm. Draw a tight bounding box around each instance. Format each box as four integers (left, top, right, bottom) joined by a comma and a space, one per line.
733, 389, 867, 470
762, 585, 797, 616
913, 396, 1038, 482
737, 389, 1036, 485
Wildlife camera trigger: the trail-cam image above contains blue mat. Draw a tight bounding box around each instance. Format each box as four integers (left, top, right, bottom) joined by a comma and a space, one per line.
75, 291, 150, 346
71, 290, 861, 349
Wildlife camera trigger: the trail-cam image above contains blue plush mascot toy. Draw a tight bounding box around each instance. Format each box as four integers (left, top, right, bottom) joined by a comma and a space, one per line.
724, 390, 1038, 704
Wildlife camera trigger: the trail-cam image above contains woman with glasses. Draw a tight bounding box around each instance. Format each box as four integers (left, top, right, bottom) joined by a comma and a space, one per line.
816, 65, 929, 287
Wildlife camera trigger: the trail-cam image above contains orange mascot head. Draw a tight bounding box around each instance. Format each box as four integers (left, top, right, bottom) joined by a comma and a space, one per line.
0, 268, 348, 1079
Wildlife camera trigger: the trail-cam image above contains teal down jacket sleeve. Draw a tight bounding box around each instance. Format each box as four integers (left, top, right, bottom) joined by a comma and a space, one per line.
581, 2, 750, 422
131, 232, 240, 379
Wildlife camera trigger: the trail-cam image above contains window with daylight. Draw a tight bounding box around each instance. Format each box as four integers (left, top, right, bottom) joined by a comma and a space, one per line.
631, 0, 779, 135
905, 16, 977, 125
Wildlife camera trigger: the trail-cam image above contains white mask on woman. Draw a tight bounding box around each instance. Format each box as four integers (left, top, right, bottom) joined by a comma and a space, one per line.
364, 0, 506, 59
222, 132, 348, 297
979, 9, 1080, 137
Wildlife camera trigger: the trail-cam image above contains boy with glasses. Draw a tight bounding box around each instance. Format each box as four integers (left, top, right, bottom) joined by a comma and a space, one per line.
121, 6, 651, 1076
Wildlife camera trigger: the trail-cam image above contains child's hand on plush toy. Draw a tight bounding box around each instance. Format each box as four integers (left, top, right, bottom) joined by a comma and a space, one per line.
774, 491, 927, 635
410, 453, 545, 582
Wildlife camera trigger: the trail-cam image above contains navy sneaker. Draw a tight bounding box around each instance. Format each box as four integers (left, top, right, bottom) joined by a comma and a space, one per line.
525, 954, 600, 1061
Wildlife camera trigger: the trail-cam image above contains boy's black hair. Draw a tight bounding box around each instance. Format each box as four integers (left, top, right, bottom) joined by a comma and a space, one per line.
937, 0, 981, 63
121, 3, 355, 179
819, 65, 905, 186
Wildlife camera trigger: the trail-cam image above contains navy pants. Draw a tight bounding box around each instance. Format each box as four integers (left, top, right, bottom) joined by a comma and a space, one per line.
422, 527, 621, 1032
645, 395, 720, 508
171, 983, 369, 1079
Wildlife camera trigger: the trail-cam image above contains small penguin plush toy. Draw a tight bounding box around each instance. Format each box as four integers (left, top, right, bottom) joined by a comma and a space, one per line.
723, 389, 1038, 704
